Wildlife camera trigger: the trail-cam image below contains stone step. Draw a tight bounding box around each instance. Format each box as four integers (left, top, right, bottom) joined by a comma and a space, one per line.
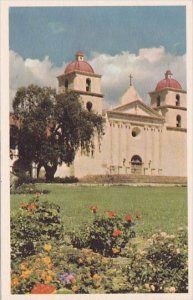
80, 174, 187, 185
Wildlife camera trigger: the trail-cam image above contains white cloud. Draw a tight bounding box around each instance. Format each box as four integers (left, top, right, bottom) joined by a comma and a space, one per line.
10, 47, 186, 110
89, 47, 186, 106
9, 50, 65, 109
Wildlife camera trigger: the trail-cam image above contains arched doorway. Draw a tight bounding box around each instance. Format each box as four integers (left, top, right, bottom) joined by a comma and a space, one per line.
131, 155, 143, 175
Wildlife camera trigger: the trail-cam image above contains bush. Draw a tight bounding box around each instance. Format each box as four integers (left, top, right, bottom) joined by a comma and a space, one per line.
53, 176, 79, 184
11, 195, 64, 260
11, 183, 50, 195
71, 209, 136, 257
125, 228, 188, 293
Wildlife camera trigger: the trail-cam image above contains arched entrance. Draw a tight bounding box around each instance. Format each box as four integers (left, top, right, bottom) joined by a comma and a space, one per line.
131, 155, 143, 175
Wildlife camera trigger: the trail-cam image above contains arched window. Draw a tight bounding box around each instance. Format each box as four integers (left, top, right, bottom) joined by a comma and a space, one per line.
86, 78, 91, 92
86, 101, 93, 112
176, 115, 181, 128
157, 95, 161, 107
65, 79, 68, 90
176, 94, 180, 106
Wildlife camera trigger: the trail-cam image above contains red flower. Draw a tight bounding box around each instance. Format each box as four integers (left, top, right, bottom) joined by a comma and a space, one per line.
136, 212, 142, 219
31, 283, 56, 294
27, 203, 37, 211
90, 206, 99, 214
125, 214, 133, 222
112, 229, 122, 237
107, 211, 116, 218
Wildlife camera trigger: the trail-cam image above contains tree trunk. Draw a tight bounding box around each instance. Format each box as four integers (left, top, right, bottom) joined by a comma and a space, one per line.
44, 164, 57, 182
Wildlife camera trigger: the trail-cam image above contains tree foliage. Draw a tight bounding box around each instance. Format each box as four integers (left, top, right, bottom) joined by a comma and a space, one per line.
11, 85, 104, 181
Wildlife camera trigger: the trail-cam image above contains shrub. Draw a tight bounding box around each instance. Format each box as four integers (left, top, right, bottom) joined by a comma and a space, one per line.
53, 176, 79, 184
125, 228, 188, 293
71, 209, 136, 257
11, 195, 64, 260
11, 183, 50, 195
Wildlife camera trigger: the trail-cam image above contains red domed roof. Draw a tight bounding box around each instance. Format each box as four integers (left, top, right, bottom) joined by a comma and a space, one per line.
64, 51, 94, 75
156, 70, 182, 91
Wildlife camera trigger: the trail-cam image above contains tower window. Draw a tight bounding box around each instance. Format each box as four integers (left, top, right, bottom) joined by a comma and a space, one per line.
176, 94, 180, 106
157, 95, 161, 107
86, 101, 93, 112
86, 78, 91, 92
176, 115, 181, 128
65, 79, 68, 90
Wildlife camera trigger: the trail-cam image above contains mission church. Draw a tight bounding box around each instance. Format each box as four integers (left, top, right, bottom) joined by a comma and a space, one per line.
54, 51, 187, 179
10, 51, 187, 180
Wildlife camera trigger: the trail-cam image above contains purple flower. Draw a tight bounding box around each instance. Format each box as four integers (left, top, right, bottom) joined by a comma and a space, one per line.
59, 273, 76, 285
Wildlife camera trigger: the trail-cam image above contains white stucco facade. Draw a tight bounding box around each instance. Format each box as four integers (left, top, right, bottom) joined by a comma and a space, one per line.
55, 53, 187, 179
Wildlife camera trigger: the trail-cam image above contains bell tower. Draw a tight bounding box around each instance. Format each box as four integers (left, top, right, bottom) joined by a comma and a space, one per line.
57, 51, 103, 115
149, 70, 186, 129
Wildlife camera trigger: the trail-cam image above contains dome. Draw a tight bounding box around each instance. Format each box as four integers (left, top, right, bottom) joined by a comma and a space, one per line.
64, 51, 94, 75
156, 70, 182, 91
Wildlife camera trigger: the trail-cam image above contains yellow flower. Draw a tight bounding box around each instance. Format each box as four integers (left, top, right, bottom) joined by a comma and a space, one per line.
112, 247, 120, 254
11, 278, 19, 286
144, 283, 150, 290
93, 274, 101, 281
42, 256, 52, 265
45, 275, 53, 283
72, 285, 78, 293
43, 244, 52, 252
20, 263, 28, 270
21, 270, 32, 280
78, 258, 83, 264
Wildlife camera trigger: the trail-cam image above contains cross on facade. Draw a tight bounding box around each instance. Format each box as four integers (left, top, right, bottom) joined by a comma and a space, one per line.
129, 74, 133, 86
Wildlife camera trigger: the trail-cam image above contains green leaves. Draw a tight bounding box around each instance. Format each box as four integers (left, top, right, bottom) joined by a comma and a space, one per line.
11, 86, 104, 181
11, 196, 64, 259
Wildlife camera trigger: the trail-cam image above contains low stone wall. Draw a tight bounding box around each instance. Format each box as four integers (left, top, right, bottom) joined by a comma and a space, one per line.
79, 174, 187, 185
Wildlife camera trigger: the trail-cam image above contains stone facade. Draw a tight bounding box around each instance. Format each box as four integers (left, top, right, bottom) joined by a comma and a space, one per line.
55, 52, 187, 179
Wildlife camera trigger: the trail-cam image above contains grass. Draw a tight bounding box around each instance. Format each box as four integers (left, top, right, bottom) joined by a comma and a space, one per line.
11, 184, 187, 237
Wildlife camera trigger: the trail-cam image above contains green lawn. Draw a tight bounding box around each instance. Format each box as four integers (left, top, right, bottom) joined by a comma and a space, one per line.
11, 185, 187, 237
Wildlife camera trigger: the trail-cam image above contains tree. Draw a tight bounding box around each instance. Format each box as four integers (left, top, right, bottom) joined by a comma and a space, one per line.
11, 85, 104, 181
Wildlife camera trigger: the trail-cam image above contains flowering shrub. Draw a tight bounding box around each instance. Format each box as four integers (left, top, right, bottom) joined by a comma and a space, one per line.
11, 195, 64, 259
11, 226, 188, 294
125, 228, 188, 293
71, 209, 136, 256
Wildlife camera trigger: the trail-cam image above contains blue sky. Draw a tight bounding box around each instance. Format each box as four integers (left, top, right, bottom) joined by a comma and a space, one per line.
10, 6, 186, 66
9, 6, 186, 106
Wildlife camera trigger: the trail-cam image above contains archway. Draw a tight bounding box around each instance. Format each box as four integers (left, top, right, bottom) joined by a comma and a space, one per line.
131, 155, 143, 174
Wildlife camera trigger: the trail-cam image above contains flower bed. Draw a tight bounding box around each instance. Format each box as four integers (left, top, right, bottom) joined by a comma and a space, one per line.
11, 195, 188, 294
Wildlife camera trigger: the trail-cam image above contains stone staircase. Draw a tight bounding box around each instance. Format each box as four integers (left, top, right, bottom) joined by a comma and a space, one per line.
79, 174, 187, 185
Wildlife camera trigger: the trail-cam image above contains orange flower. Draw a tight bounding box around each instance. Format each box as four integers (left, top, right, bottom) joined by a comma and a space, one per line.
125, 214, 133, 222
112, 229, 122, 237
72, 285, 78, 293
93, 274, 101, 281
27, 203, 37, 211
11, 278, 19, 286
107, 211, 116, 218
90, 206, 99, 214
112, 247, 120, 254
31, 283, 56, 294
21, 270, 32, 280
42, 256, 52, 265
35, 191, 41, 198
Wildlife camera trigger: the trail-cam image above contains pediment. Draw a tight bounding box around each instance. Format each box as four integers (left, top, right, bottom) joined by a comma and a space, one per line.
111, 100, 163, 119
